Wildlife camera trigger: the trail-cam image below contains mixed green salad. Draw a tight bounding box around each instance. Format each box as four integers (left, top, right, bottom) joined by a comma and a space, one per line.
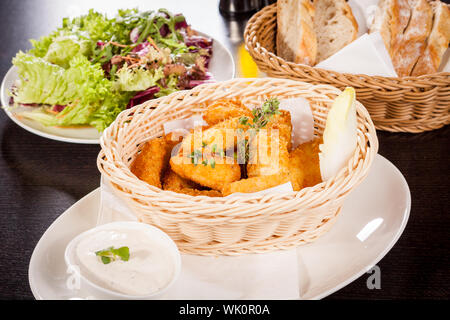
9, 8, 214, 131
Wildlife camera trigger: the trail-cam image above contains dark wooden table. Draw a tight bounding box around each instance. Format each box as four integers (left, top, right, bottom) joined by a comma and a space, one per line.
0, 0, 448, 300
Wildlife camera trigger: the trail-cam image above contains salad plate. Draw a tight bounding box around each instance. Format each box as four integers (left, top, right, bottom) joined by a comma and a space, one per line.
28, 154, 410, 299
1, 66, 103, 144
1, 27, 235, 144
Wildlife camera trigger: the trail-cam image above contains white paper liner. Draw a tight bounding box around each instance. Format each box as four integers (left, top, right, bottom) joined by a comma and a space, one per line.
279, 97, 314, 148
163, 114, 207, 136
225, 181, 294, 198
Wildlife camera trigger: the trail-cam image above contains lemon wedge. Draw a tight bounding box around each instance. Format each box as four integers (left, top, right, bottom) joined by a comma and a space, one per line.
319, 87, 357, 181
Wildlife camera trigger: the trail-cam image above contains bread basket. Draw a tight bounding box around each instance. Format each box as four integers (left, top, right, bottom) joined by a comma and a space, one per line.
244, 3, 450, 133
97, 77, 378, 256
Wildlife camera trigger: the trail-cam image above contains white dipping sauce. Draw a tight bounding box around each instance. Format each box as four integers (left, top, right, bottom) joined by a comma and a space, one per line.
75, 228, 175, 296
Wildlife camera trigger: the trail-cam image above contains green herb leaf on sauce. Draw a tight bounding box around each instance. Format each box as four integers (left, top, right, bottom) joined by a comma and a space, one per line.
95, 246, 130, 264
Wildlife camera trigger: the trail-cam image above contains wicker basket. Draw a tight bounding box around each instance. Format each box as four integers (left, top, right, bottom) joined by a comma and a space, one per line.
97, 78, 378, 256
244, 3, 450, 133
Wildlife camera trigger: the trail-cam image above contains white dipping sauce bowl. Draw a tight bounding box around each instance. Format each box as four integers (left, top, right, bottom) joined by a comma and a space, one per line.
64, 221, 181, 300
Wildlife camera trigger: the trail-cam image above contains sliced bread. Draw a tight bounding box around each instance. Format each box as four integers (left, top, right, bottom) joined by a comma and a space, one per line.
411, 1, 450, 76
313, 0, 358, 63
276, 0, 317, 65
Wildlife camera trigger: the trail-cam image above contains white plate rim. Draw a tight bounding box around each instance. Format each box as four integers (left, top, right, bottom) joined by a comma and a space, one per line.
1, 32, 235, 144
308, 155, 411, 299
28, 154, 411, 300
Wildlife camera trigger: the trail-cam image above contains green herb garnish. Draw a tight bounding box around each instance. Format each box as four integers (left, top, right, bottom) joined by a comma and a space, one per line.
239, 116, 249, 125
234, 98, 281, 165
250, 98, 281, 130
95, 246, 130, 264
188, 149, 202, 166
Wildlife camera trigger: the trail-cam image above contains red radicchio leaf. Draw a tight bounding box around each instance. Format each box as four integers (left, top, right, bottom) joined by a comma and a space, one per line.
52, 104, 67, 113
131, 41, 150, 56
159, 24, 170, 37
126, 86, 160, 109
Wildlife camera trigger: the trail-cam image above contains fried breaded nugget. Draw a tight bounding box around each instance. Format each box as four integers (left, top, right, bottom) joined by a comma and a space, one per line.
179, 116, 251, 156
266, 110, 292, 150
204, 99, 252, 125
221, 173, 290, 196
247, 131, 290, 178
170, 153, 241, 191
130, 137, 172, 189
288, 151, 305, 191
289, 138, 322, 190
162, 169, 222, 197
164, 131, 185, 157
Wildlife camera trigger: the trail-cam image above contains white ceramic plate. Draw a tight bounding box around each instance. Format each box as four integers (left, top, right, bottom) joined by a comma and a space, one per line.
28, 154, 410, 300
1, 33, 235, 144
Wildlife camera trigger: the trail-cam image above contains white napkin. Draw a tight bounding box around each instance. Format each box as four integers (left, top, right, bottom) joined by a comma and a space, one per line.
97, 176, 138, 225
316, 32, 398, 77
97, 176, 300, 300
161, 251, 299, 300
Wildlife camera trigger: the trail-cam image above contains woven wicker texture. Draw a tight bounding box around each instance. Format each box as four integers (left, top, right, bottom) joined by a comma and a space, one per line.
244, 3, 450, 133
98, 78, 378, 255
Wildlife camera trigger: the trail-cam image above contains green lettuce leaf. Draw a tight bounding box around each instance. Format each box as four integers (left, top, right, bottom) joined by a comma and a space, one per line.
44, 36, 91, 68
114, 66, 164, 91
12, 51, 70, 104
88, 90, 134, 131
13, 52, 131, 131
29, 33, 56, 58
63, 9, 113, 43
155, 73, 179, 98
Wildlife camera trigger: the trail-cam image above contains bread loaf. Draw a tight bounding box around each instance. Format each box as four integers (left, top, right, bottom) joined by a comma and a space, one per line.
313, 0, 358, 63
370, 0, 395, 55
392, 0, 413, 55
276, 0, 317, 65
390, 0, 433, 77
370, 0, 412, 57
411, 1, 450, 75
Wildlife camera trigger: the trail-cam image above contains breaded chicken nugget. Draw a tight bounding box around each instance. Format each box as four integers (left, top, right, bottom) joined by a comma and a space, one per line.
289, 138, 322, 189
221, 173, 290, 196
204, 99, 252, 125
164, 131, 185, 157
179, 116, 251, 157
288, 151, 305, 191
247, 132, 290, 177
162, 169, 222, 197
170, 153, 241, 191
266, 110, 292, 150
130, 137, 172, 189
